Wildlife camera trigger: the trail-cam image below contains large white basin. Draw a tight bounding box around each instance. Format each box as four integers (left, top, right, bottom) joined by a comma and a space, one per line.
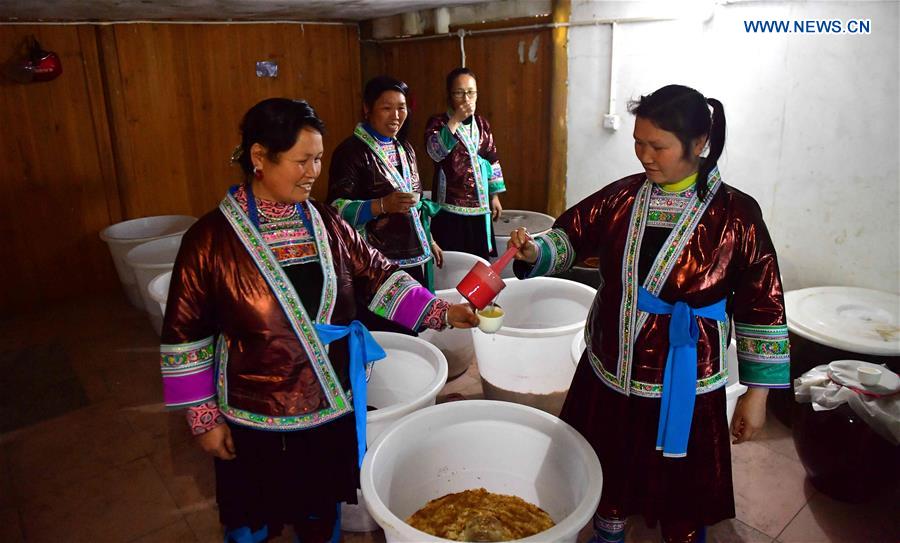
99, 215, 195, 308
342, 332, 449, 532
473, 277, 596, 415
419, 251, 490, 378
125, 236, 184, 335
360, 400, 602, 542
148, 271, 172, 318
570, 335, 748, 426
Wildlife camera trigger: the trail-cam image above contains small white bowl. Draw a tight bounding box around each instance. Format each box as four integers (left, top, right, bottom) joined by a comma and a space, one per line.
477, 304, 504, 334
857, 366, 883, 386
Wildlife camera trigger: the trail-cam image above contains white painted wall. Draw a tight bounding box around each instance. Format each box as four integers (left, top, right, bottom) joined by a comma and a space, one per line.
566, 0, 899, 294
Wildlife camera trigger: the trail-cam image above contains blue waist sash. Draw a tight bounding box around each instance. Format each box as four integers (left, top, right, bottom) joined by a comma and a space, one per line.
637, 287, 727, 458
314, 321, 386, 468
223, 325, 381, 543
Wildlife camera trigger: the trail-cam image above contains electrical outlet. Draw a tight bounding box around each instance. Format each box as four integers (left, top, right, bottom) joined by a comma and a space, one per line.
603, 114, 621, 131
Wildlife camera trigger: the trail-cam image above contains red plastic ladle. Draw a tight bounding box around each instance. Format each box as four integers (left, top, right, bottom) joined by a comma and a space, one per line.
455, 245, 519, 310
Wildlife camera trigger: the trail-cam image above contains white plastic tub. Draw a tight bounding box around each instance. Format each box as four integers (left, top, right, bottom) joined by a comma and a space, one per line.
99, 215, 195, 308
418, 251, 490, 378
125, 236, 184, 335
148, 271, 172, 318
492, 210, 555, 279
360, 400, 602, 542
570, 335, 748, 426
342, 332, 449, 532
473, 277, 596, 415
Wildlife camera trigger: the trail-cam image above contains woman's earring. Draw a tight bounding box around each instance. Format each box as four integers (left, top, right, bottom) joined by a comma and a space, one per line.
253, 166, 263, 180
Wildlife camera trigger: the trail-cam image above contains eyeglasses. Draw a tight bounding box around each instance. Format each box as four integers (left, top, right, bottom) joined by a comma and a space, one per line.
450, 90, 478, 98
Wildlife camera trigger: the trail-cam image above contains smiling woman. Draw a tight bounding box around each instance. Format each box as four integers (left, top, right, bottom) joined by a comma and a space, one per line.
159, 97, 478, 543
506, 85, 790, 543
326, 76, 440, 287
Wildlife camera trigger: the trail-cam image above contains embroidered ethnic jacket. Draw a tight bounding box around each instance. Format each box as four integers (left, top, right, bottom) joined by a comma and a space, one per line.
160, 193, 440, 430
327, 129, 432, 268
519, 169, 790, 397
424, 113, 506, 215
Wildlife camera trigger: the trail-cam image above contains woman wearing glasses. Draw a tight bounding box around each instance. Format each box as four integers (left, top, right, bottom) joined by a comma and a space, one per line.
424, 67, 506, 260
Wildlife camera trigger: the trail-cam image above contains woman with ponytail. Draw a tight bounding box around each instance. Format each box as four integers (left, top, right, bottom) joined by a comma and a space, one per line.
507, 85, 789, 542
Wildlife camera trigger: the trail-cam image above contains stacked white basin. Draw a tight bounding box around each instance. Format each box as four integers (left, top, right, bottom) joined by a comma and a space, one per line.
125, 236, 184, 335
148, 271, 172, 318
99, 215, 195, 308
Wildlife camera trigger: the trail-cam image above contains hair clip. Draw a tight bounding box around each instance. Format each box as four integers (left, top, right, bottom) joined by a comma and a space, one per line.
230, 145, 243, 163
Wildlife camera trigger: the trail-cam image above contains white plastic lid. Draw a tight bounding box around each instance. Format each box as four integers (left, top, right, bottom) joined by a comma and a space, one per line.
785, 287, 900, 356
493, 210, 555, 237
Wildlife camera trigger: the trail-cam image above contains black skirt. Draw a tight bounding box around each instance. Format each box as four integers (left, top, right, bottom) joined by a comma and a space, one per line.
431, 211, 498, 261
214, 414, 359, 536
559, 354, 736, 527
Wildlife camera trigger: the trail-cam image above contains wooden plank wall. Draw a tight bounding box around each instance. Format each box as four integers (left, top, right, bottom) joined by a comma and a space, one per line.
0, 26, 120, 313
0, 23, 361, 313
365, 28, 553, 214
100, 23, 361, 218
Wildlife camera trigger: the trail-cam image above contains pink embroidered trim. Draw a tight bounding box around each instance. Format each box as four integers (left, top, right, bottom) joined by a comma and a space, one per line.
186, 401, 225, 435
422, 298, 451, 330
234, 184, 296, 219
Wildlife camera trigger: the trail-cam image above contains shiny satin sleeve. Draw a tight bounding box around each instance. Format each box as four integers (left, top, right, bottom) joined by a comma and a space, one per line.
555, 193, 606, 262
328, 139, 379, 228
424, 114, 455, 163
327, 139, 369, 202
325, 203, 398, 293
402, 141, 423, 194
477, 115, 499, 164
159, 219, 218, 409
514, 190, 608, 278
731, 198, 790, 388
328, 206, 438, 331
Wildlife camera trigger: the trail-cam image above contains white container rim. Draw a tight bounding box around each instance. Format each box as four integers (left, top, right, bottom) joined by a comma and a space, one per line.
148, 271, 172, 305
492, 277, 596, 338
125, 237, 184, 268
99, 215, 195, 244
785, 287, 900, 356
360, 399, 603, 543
366, 332, 449, 425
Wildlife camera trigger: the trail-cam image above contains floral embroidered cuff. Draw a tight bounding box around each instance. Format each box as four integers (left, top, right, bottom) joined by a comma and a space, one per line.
422, 298, 452, 331
186, 401, 225, 435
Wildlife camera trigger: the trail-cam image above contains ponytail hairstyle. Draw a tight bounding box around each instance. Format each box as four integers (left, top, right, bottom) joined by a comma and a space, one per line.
628, 84, 726, 200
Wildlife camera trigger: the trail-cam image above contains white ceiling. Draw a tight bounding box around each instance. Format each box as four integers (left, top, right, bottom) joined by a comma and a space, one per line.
0, 0, 487, 23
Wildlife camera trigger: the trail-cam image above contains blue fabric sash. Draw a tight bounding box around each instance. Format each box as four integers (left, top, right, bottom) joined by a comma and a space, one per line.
637, 287, 727, 458
314, 321, 386, 467
224, 525, 268, 543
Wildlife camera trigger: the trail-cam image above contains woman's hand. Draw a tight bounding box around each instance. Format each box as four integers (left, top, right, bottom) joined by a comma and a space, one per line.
196, 423, 236, 460
447, 303, 479, 329
431, 241, 444, 268
491, 195, 502, 221
380, 191, 417, 214
508, 227, 538, 264
448, 102, 476, 132
731, 387, 768, 444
